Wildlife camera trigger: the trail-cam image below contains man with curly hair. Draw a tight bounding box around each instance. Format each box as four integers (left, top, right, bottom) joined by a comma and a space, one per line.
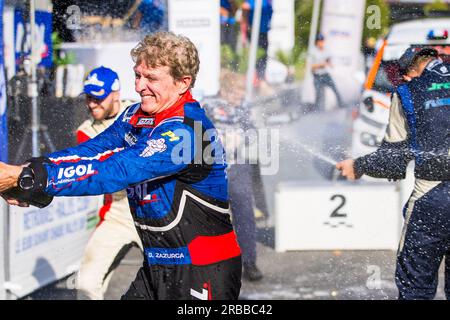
0, 32, 242, 300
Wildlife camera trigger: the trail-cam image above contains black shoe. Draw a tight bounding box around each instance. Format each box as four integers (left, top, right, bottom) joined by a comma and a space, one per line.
243, 264, 263, 282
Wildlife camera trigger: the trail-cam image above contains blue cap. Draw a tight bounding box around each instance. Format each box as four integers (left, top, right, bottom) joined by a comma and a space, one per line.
316, 33, 325, 41
83, 66, 120, 99
398, 47, 438, 74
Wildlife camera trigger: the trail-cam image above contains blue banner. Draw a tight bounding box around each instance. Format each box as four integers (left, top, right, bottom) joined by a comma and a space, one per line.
0, 0, 7, 162
14, 8, 52, 70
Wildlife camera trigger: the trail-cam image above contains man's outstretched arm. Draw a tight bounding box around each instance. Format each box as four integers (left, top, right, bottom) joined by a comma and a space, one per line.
45, 105, 133, 161
43, 121, 196, 197
337, 93, 414, 180
0, 120, 198, 206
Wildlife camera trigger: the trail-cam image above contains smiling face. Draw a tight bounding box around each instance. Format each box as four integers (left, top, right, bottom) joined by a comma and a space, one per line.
130, 33, 200, 114
134, 62, 190, 114
85, 91, 119, 121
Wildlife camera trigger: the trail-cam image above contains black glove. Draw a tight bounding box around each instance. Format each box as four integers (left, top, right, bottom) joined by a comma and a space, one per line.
1, 157, 53, 208
2, 186, 53, 208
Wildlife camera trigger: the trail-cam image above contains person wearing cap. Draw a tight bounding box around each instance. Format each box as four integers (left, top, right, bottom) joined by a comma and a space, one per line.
241, 0, 273, 93
310, 33, 344, 111
131, 0, 166, 35
336, 47, 450, 300
220, 0, 238, 51
76, 66, 143, 300
362, 37, 377, 74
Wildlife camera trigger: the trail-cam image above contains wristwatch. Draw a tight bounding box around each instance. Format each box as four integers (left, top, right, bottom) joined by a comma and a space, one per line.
18, 167, 35, 191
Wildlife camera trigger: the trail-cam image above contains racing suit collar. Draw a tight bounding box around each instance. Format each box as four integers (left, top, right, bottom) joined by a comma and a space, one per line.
154, 90, 196, 123
130, 91, 196, 128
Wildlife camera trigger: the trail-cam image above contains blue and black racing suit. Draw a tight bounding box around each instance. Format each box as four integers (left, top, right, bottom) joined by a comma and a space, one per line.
27, 91, 242, 300
354, 59, 450, 300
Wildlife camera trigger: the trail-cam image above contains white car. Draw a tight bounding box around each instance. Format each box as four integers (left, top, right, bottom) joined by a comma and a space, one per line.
351, 18, 450, 162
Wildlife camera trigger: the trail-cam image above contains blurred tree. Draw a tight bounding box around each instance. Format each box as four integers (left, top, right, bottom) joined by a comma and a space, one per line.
52, 32, 76, 66
424, 0, 450, 16
290, 0, 315, 80
295, 0, 391, 50
221, 44, 265, 74
362, 0, 391, 43
221, 44, 237, 71
275, 46, 306, 81
295, 0, 315, 51
275, 46, 303, 68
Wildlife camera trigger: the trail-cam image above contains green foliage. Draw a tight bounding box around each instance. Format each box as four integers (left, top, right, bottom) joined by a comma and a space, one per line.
294, 52, 307, 81
221, 44, 236, 70
221, 44, 266, 74
362, 0, 391, 42
275, 50, 291, 67
52, 32, 76, 66
275, 46, 302, 67
275, 47, 307, 81
294, 0, 391, 49
236, 47, 249, 73
289, 0, 315, 80
51, 32, 62, 51
295, 0, 314, 50
424, 0, 450, 15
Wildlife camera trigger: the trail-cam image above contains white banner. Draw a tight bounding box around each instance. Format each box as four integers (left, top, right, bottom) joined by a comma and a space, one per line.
268, 0, 295, 57
321, 0, 366, 72
61, 42, 140, 101
0, 201, 6, 300
7, 196, 101, 298
168, 0, 220, 98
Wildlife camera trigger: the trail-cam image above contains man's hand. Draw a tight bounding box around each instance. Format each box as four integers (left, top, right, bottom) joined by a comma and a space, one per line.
0, 162, 22, 192
311, 62, 329, 72
0, 162, 29, 207
336, 159, 361, 181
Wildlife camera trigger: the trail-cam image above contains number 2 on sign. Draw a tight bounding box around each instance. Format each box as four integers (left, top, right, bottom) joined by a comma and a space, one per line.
330, 194, 347, 218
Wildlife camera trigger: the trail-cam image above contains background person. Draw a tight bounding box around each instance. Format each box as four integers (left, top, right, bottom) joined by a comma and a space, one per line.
362, 37, 377, 75
310, 33, 344, 111
76, 66, 143, 300
220, 0, 238, 51
227, 103, 267, 281
229, 163, 263, 282
131, 0, 166, 35
336, 47, 450, 300
241, 0, 273, 92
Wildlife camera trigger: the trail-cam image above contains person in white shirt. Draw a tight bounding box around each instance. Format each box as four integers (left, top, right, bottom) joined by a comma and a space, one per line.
76, 66, 143, 300
310, 33, 344, 111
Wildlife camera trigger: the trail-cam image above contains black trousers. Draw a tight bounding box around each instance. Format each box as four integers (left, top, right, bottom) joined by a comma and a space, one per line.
228, 164, 257, 266
396, 182, 450, 300
221, 23, 237, 51
247, 31, 269, 81
122, 256, 242, 300
313, 73, 343, 110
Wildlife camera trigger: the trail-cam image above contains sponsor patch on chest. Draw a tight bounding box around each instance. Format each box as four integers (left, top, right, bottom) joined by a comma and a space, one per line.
136, 116, 155, 127
125, 132, 138, 146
